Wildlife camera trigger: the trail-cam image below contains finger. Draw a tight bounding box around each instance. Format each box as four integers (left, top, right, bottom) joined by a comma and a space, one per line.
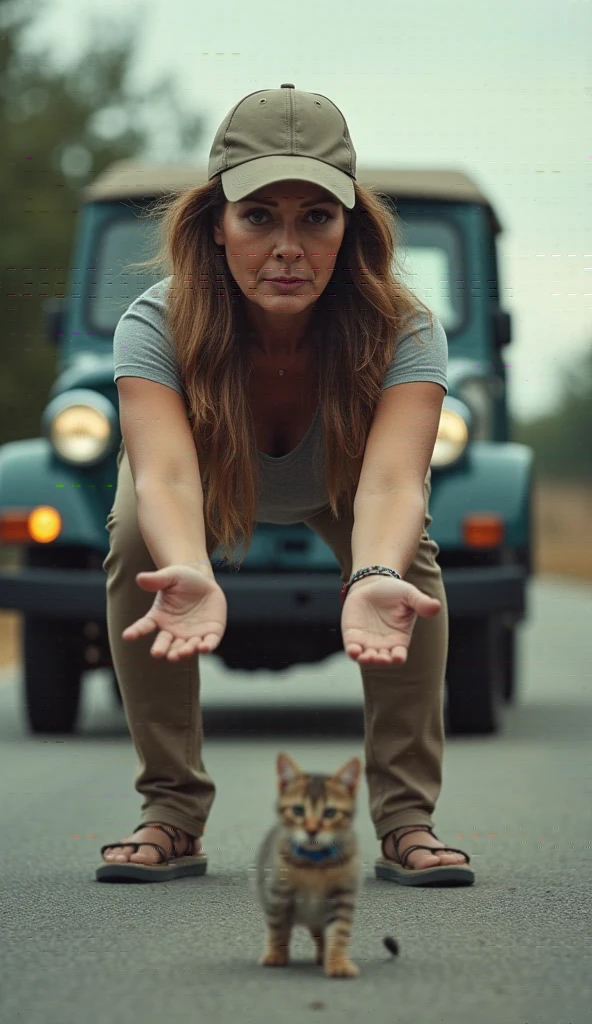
136, 569, 173, 590
167, 637, 190, 660
172, 637, 209, 659
122, 618, 155, 640
150, 630, 174, 657
416, 595, 441, 617
357, 647, 391, 664
170, 636, 217, 659
201, 632, 222, 651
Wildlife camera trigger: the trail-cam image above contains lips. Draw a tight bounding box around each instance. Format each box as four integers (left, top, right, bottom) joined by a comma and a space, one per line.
268, 277, 306, 283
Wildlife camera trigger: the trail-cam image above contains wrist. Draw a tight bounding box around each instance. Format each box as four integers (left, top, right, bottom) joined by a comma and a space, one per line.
341, 564, 402, 605
185, 561, 216, 581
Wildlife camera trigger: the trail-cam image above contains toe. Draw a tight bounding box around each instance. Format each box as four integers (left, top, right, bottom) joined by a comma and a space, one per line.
129, 844, 160, 864
417, 854, 441, 866
435, 851, 468, 865
103, 844, 136, 862
113, 846, 134, 861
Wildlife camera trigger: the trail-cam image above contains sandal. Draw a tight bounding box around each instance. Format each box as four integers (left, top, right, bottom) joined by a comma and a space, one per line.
375, 824, 475, 887
95, 821, 208, 884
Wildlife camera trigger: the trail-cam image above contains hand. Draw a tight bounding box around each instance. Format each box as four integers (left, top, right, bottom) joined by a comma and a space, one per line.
121, 564, 227, 661
341, 574, 441, 665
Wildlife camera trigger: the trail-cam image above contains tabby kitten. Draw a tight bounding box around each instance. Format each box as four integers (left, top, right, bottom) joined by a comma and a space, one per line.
254, 751, 362, 979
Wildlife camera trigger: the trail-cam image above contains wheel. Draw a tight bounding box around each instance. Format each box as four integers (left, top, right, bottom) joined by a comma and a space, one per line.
500, 623, 516, 704
22, 615, 85, 734
110, 668, 123, 705
21, 546, 88, 735
445, 617, 503, 735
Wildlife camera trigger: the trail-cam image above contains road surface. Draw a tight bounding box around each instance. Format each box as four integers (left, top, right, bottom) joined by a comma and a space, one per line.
0, 576, 590, 1024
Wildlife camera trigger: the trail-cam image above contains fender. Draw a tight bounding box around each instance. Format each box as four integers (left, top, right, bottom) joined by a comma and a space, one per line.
429, 441, 534, 555
0, 438, 115, 553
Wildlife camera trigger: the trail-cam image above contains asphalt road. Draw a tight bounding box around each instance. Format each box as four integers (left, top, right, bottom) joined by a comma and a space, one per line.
1, 576, 591, 1024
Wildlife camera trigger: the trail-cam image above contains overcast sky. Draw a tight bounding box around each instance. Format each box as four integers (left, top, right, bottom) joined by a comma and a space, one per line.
22, 0, 592, 419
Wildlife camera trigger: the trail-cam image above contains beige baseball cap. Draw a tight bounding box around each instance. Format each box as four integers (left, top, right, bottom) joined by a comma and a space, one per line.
208, 84, 356, 209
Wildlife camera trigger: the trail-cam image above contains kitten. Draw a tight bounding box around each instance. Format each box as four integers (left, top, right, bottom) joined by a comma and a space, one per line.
254, 751, 362, 979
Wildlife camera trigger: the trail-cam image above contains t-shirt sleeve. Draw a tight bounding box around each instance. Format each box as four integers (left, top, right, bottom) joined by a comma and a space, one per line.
113, 277, 185, 397
382, 310, 448, 394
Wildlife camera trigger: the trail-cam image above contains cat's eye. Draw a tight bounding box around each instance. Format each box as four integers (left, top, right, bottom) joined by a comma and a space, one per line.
323, 808, 337, 819
292, 805, 305, 816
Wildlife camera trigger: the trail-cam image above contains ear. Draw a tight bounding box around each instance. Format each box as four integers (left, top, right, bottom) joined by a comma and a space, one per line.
331, 756, 361, 795
213, 217, 225, 247
277, 752, 302, 790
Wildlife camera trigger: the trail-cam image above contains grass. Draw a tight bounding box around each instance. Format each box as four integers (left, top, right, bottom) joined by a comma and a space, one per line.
0, 480, 590, 668
532, 480, 592, 579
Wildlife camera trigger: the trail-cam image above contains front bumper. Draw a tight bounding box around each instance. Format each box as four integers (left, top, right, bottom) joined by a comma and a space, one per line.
0, 563, 527, 621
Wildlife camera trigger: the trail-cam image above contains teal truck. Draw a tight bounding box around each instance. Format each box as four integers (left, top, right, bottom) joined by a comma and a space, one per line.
0, 160, 534, 737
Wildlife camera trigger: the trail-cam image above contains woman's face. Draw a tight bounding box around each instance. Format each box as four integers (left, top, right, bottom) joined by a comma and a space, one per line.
213, 178, 349, 333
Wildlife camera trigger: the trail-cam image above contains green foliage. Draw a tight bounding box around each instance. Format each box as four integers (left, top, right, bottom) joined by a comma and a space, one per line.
511, 344, 592, 483
0, 0, 205, 445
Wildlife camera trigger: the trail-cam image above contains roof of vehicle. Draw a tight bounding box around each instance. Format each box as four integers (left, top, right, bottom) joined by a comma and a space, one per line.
82, 160, 502, 233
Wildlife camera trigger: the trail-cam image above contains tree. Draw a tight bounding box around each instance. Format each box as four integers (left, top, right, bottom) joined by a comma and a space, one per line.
512, 342, 592, 482
0, 0, 206, 444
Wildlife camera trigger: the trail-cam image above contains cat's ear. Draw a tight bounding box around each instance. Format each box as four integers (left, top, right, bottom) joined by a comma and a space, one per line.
331, 757, 362, 795
276, 752, 302, 789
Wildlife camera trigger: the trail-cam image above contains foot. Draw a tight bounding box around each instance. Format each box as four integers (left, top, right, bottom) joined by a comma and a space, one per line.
381, 825, 468, 871
102, 823, 202, 865
325, 958, 359, 979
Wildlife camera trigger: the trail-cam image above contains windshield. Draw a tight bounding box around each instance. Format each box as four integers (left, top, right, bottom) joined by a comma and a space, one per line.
395, 216, 465, 332
86, 207, 466, 336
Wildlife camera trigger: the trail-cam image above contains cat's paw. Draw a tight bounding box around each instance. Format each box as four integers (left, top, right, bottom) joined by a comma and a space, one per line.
259, 948, 289, 967
324, 957, 359, 978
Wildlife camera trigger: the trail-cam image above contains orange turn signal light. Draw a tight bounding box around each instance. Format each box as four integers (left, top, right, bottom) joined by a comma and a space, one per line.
0, 506, 62, 544
462, 513, 504, 548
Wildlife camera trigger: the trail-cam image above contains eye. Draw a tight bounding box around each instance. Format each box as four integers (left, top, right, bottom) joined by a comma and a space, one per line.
244, 208, 333, 226
246, 208, 269, 225
323, 808, 337, 819
292, 805, 305, 816
307, 209, 332, 225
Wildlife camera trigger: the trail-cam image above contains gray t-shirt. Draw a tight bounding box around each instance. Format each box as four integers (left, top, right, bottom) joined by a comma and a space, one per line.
113, 277, 448, 524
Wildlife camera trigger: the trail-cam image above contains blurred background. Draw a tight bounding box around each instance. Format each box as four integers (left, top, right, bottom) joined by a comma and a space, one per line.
1, 0, 591, 664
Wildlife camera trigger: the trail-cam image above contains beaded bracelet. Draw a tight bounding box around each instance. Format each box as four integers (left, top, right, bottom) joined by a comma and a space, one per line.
340, 565, 402, 606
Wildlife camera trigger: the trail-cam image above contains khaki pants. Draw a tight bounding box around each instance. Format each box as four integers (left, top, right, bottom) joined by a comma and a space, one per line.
103, 441, 448, 844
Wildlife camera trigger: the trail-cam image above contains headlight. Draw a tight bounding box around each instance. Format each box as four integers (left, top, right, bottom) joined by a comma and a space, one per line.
456, 377, 494, 440
41, 389, 118, 466
431, 397, 472, 468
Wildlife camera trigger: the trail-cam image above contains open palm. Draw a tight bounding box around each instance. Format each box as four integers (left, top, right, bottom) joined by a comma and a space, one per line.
122, 565, 228, 661
341, 576, 441, 665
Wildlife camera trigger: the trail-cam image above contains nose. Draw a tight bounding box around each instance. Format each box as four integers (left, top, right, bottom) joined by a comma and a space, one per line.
273, 249, 303, 267
272, 233, 304, 264
306, 828, 318, 839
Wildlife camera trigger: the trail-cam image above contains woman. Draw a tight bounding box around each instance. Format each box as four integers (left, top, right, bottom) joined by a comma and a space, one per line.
98, 84, 474, 886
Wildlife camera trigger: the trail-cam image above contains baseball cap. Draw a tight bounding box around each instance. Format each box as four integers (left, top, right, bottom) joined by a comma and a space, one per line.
208, 84, 356, 209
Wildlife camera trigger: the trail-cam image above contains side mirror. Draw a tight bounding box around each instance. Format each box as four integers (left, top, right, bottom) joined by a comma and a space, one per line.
44, 297, 66, 346
492, 308, 511, 349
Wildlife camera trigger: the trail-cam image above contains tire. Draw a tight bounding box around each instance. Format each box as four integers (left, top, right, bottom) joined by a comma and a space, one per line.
110, 668, 123, 705
445, 617, 503, 735
21, 546, 88, 735
501, 623, 516, 704
22, 615, 85, 734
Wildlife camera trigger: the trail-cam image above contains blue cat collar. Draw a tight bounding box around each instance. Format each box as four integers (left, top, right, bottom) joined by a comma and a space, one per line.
290, 841, 339, 862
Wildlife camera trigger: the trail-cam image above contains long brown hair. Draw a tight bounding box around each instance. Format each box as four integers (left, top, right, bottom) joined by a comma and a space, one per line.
128, 174, 435, 568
